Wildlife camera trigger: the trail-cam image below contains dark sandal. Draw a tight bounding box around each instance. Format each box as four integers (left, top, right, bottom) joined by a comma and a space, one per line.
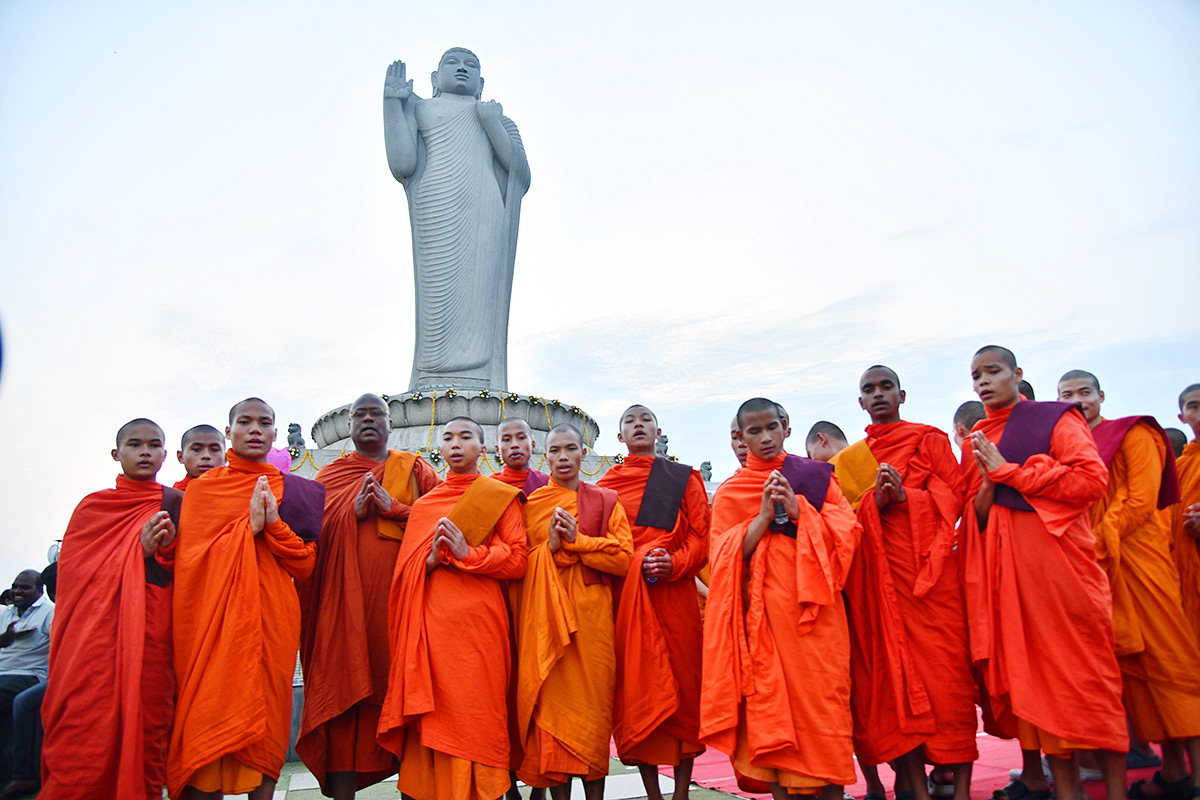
1129, 771, 1190, 800
995, 780, 1053, 800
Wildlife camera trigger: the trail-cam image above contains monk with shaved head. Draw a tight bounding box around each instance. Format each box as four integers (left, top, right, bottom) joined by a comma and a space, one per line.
833, 366, 976, 800
961, 348, 1127, 800
294, 394, 440, 798
40, 418, 179, 798
1172, 384, 1200, 645
598, 404, 709, 800
703, 397, 860, 799
1057, 370, 1200, 800
378, 416, 528, 800
174, 425, 226, 490
168, 398, 324, 800
806, 421, 847, 463
494, 417, 550, 496
513, 423, 633, 799
730, 417, 748, 467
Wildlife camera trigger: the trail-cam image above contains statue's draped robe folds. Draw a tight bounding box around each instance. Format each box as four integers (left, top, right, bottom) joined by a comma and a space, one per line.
597, 455, 709, 766
404, 100, 529, 390
1171, 440, 1200, 644
377, 472, 527, 800
40, 476, 181, 800
296, 451, 440, 794
701, 451, 860, 792
514, 480, 633, 787
833, 422, 977, 766
1088, 417, 1200, 742
166, 453, 322, 796
959, 402, 1128, 754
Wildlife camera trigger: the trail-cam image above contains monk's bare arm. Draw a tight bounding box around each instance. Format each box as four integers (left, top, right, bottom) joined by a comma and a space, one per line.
1098, 424, 1162, 540
383, 60, 419, 181
449, 502, 527, 579
990, 412, 1108, 505
563, 504, 634, 576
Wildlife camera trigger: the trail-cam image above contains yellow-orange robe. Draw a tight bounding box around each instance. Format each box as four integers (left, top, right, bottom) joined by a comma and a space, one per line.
1090, 420, 1200, 741
834, 421, 977, 766
701, 451, 860, 791
296, 451, 440, 794
514, 479, 633, 786
960, 404, 1127, 754
377, 472, 527, 800
166, 452, 320, 796
1172, 440, 1200, 644
597, 454, 709, 766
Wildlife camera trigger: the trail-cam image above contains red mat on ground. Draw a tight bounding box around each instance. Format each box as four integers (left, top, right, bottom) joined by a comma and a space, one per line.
669, 714, 1160, 799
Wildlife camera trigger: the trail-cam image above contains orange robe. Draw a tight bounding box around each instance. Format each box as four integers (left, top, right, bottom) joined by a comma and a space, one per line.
296, 451, 440, 793
960, 404, 1127, 754
1172, 440, 1200, 644
377, 472, 528, 800
598, 454, 709, 766
173, 476, 192, 490
1090, 421, 1200, 741
701, 451, 860, 791
514, 479, 633, 786
166, 452, 320, 796
835, 422, 977, 766
40, 475, 179, 800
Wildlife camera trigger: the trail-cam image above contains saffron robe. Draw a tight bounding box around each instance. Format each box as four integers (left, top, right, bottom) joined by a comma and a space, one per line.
514, 479, 633, 786
834, 422, 977, 765
493, 465, 550, 496
40, 475, 180, 800
1089, 419, 1200, 741
701, 451, 860, 789
1171, 440, 1200, 644
377, 471, 527, 800
172, 476, 192, 491
296, 451, 440, 793
597, 454, 709, 765
166, 452, 321, 796
960, 403, 1127, 752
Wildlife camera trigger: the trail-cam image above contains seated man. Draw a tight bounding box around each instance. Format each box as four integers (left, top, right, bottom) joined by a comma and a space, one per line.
805, 421, 847, 463
703, 398, 860, 800
174, 425, 226, 490
167, 399, 323, 800
40, 418, 179, 799
834, 366, 976, 800
378, 417, 528, 800
0, 570, 53, 798
296, 394, 439, 799
599, 405, 708, 800
961, 347, 1126, 800
515, 424, 633, 799
1057, 370, 1200, 800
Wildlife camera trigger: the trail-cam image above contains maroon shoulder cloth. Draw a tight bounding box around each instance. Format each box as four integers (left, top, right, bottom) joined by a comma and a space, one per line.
523, 468, 550, 497
280, 471, 326, 542
1092, 415, 1181, 508
575, 481, 620, 585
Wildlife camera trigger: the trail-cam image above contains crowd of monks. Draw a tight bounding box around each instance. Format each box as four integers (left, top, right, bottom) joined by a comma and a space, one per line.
26, 344, 1200, 800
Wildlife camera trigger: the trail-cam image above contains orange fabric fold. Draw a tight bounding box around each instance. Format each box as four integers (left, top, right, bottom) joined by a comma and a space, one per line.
1171, 441, 1200, 645
599, 455, 708, 764
378, 472, 527, 799
1088, 421, 1200, 740
840, 422, 977, 765
514, 480, 633, 786
448, 477, 523, 546
959, 405, 1127, 751
700, 451, 860, 786
296, 451, 438, 793
40, 475, 178, 800
166, 452, 319, 796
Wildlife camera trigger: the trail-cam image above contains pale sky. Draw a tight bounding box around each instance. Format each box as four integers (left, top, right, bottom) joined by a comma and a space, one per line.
2, 0, 1197, 573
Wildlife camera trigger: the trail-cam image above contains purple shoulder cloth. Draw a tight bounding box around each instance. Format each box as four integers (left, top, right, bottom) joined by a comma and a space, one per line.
280, 471, 326, 542
993, 400, 1077, 512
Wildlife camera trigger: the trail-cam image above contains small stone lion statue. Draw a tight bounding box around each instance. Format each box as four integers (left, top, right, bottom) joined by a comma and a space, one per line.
287, 423, 306, 450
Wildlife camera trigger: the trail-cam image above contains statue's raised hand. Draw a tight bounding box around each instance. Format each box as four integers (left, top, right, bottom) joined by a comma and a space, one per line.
384, 60, 413, 101
477, 99, 503, 123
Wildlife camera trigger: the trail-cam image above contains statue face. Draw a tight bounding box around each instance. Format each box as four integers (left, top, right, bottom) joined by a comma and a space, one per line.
435, 50, 482, 98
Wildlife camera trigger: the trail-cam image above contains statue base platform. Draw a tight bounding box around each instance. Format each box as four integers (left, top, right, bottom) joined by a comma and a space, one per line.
296, 390, 619, 482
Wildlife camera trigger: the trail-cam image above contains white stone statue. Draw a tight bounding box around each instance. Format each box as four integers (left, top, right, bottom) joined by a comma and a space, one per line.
384, 48, 530, 392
